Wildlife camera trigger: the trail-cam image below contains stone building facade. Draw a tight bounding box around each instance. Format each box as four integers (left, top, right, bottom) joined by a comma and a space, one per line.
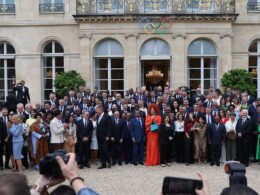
0, 0, 260, 104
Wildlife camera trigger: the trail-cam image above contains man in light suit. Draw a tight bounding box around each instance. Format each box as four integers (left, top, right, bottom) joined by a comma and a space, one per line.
130, 110, 145, 166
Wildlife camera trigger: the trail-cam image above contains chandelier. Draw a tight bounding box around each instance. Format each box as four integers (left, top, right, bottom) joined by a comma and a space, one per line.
146, 66, 164, 83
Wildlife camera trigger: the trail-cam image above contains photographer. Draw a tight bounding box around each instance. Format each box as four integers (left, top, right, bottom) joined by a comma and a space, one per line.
13, 80, 30, 106
30, 153, 99, 195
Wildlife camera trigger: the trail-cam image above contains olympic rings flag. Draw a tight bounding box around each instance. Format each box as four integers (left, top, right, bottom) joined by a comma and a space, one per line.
137, 17, 173, 35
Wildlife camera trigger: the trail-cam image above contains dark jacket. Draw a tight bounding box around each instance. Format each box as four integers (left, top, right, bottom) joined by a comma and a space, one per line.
159, 123, 174, 145
207, 123, 226, 145
76, 119, 93, 143
96, 113, 111, 141
111, 118, 125, 141
236, 117, 253, 142
130, 117, 145, 143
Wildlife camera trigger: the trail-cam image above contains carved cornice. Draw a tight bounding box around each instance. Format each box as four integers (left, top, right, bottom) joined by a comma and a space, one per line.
219, 33, 234, 39
125, 33, 139, 39
73, 14, 238, 23
79, 32, 92, 39
172, 33, 187, 39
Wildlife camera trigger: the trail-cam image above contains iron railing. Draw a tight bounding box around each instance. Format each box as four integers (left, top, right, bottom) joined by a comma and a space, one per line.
76, 0, 235, 15
0, 4, 15, 14
247, 2, 260, 11
39, 3, 64, 13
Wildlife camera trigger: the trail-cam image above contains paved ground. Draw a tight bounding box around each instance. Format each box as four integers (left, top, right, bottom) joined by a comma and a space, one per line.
3, 162, 260, 195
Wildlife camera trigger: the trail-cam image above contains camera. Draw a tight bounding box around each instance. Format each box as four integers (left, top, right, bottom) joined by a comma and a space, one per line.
224, 161, 247, 186
162, 177, 203, 195
39, 150, 69, 178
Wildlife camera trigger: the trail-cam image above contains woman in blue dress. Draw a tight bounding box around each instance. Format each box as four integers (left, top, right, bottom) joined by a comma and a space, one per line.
8, 115, 24, 173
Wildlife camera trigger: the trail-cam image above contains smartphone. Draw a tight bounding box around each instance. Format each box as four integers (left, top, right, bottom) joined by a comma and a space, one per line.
162, 177, 203, 195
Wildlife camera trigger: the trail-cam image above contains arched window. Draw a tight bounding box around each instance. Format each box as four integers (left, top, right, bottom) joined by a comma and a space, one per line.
140, 39, 170, 59
0, 42, 15, 105
249, 40, 260, 97
42, 41, 64, 101
187, 39, 217, 94
94, 39, 124, 95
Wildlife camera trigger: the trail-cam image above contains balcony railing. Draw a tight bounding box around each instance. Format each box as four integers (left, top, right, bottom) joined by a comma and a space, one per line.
0, 4, 15, 14
247, 2, 260, 11
76, 0, 235, 15
39, 3, 64, 13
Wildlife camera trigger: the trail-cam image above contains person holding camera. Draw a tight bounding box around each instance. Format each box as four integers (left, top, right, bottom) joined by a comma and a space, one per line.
13, 80, 30, 106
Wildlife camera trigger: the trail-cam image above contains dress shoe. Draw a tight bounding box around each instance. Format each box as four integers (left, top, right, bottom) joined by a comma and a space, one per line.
85, 164, 91, 168
139, 162, 144, 165
161, 164, 166, 167
125, 161, 129, 165
133, 162, 138, 166
166, 163, 171, 167
216, 163, 220, 167
112, 162, 116, 166
79, 165, 84, 169
210, 163, 215, 166
97, 165, 106, 169
107, 162, 111, 168
185, 163, 190, 166
118, 162, 122, 166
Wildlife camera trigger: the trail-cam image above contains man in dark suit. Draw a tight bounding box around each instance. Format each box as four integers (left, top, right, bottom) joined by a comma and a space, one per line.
130, 110, 145, 165
95, 105, 111, 169
236, 109, 253, 167
124, 112, 133, 164
203, 93, 213, 108
191, 88, 205, 104
110, 111, 125, 165
0, 108, 11, 169
207, 115, 226, 166
104, 96, 113, 114
58, 99, 67, 115
13, 80, 30, 105
113, 93, 122, 111
0, 109, 8, 170
47, 92, 59, 108
193, 103, 203, 121
76, 110, 93, 169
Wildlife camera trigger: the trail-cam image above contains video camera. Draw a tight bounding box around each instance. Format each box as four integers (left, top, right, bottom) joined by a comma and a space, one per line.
224, 161, 247, 186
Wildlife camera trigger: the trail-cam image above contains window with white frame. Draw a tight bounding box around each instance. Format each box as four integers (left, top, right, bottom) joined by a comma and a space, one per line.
249, 40, 260, 97
42, 41, 64, 102
94, 39, 124, 95
188, 39, 217, 95
247, 0, 260, 11
39, 0, 64, 13
0, 42, 15, 105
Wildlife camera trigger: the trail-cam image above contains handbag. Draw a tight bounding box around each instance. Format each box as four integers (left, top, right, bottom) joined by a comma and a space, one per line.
151, 123, 159, 132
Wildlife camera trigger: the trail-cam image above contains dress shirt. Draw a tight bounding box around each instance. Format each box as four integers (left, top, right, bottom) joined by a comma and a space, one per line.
174, 121, 184, 132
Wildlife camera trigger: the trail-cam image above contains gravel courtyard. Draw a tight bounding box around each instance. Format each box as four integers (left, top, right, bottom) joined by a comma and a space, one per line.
17, 163, 260, 195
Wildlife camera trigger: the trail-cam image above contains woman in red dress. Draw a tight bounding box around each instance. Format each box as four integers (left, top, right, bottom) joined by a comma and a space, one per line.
145, 103, 162, 166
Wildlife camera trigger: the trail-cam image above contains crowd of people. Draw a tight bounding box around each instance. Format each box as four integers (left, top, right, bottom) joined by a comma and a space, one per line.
0, 81, 260, 174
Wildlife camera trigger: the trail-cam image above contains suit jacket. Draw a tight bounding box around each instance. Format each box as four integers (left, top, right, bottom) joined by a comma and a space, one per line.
112, 100, 122, 111
13, 85, 30, 103
130, 117, 145, 142
207, 123, 226, 145
96, 113, 111, 141
192, 94, 205, 104
159, 123, 174, 145
47, 99, 59, 108
248, 103, 258, 126
111, 118, 125, 141
104, 102, 113, 112
76, 119, 93, 143
0, 117, 8, 141
124, 120, 132, 140
236, 117, 253, 142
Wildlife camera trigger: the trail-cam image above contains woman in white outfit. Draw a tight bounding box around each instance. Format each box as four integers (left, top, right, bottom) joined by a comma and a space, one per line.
90, 113, 98, 165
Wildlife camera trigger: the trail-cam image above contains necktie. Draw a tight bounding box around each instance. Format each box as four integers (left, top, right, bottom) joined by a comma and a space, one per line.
84, 120, 87, 128
138, 118, 142, 127
3, 117, 7, 125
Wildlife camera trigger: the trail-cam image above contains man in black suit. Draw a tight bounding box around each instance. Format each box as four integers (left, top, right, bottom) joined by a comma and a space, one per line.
1, 108, 11, 169
0, 108, 8, 170
76, 110, 93, 169
95, 105, 112, 169
13, 80, 30, 106
124, 112, 133, 164
236, 109, 253, 167
47, 92, 59, 108
207, 115, 226, 166
104, 96, 113, 113
110, 111, 125, 166
113, 93, 122, 111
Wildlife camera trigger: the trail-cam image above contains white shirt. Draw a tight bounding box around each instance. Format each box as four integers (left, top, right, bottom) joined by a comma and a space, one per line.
98, 112, 104, 124
174, 120, 184, 132
225, 119, 237, 133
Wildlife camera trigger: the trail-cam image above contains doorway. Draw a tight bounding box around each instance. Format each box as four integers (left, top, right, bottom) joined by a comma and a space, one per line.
141, 60, 170, 91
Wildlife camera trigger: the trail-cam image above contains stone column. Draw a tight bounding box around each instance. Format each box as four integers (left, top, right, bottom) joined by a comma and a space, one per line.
219, 34, 233, 88
79, 32, 92, 89
171, 33, 187, 89
124, 33, 139, 90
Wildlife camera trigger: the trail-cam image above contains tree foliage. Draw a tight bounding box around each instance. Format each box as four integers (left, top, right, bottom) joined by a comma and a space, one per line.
221, 69, 256, 96
54, 70, 86, 97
